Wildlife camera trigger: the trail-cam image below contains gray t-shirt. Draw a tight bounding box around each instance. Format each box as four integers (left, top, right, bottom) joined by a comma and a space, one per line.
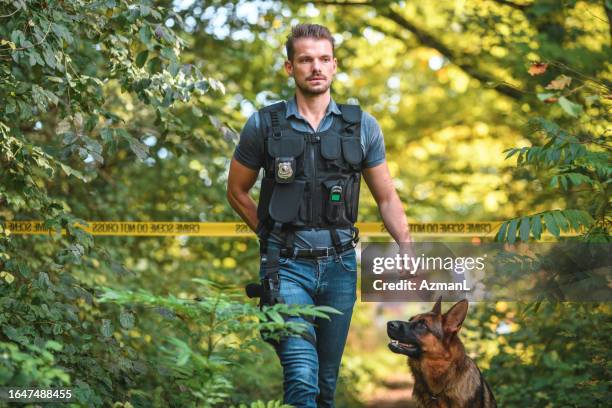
233, 95, 386, 249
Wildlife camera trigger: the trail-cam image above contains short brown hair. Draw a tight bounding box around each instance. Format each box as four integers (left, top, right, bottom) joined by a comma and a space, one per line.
285, 23, 335, 62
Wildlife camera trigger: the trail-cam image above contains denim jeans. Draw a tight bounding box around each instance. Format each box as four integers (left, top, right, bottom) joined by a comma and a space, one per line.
259, 244, 358, 408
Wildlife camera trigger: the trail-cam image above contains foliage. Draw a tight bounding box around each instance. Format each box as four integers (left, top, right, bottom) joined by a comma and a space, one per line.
1, 0, 609, 407
0, 340, 70, 386
484, 59, 611, 406
96, 279, 339, 407
471, 302, 611, 407
0, 0, 230, 406
497, 61, 610, 242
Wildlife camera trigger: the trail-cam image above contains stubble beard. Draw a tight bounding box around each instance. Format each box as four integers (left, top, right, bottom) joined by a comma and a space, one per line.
295, 77, 332, 96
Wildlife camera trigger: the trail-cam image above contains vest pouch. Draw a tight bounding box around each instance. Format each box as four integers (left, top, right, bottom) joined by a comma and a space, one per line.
268, 135, 305, 158
269, 180, 306, 223
257, 177, 275, 221
323, 179, 348, 225
341, 137, 363, 168
345, 173, 361, 223
320, 134, 340, 160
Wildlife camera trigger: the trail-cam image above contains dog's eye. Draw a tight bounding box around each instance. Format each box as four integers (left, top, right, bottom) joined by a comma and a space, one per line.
417, 320, 427, 330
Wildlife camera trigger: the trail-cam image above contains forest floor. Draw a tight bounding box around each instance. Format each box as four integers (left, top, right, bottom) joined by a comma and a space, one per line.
363, 372, 417, 408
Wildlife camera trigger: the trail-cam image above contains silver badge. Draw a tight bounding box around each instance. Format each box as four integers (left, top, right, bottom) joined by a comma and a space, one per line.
277, 162, 293, 179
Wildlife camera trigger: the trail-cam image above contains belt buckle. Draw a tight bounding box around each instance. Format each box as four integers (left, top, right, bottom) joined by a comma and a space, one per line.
311, 247, 329, 258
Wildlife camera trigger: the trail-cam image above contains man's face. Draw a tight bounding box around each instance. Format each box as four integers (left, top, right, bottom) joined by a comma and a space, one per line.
285, 38, 337, 96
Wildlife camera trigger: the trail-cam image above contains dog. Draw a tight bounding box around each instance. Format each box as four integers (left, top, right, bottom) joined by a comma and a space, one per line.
387, 298, 497, 407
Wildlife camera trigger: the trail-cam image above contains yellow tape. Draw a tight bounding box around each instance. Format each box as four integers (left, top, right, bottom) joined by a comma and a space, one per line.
0, 220, 555, 237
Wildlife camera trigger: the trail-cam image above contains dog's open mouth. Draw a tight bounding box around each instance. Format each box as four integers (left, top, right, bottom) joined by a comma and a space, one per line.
388, 339, 420, 355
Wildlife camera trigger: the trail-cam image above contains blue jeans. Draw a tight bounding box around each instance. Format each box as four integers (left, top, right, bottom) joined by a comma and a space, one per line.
259, 245, 358, 408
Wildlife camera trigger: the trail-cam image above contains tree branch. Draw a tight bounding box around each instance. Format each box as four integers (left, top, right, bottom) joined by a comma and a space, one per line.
382, 9, 524, 100
605, 0, 612, 43
491, 0, 530, 11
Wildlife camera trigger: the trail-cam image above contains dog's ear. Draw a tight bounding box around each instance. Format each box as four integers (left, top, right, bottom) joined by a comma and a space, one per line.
442, 299, 468, 334
431, 296, 442, 315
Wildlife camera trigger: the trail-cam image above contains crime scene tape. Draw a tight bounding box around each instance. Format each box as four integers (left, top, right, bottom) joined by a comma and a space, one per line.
0, 220, 576, 237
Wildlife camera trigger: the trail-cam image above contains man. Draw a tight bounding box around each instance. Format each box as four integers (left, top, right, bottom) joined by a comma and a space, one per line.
227, 23, 414, 408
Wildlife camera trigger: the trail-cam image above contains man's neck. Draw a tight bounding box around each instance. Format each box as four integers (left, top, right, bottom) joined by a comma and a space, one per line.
294, 90, 331, 120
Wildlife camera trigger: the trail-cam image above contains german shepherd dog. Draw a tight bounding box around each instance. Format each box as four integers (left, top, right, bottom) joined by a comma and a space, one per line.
387, 299, 496, 407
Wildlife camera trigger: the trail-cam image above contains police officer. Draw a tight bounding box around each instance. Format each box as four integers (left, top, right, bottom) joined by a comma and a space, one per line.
227, 23, 414, 408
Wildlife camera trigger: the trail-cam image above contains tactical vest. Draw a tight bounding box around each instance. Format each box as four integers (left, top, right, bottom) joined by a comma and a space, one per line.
256, 101, 363, 236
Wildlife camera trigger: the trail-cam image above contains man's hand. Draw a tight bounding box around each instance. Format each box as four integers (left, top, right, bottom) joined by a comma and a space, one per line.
398, 241, 420, 278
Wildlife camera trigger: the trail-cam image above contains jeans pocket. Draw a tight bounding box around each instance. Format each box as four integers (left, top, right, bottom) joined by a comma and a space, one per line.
339, 251, 357, 273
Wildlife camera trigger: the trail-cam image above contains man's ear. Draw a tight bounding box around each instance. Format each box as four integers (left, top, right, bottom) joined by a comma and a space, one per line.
431, 296, 442, 315
284, 59, 293, 75
442, 299, 468, 334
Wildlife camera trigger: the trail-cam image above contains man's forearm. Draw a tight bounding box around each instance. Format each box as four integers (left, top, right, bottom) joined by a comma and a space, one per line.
378, 193, 413, 244
227, 191, 259, 232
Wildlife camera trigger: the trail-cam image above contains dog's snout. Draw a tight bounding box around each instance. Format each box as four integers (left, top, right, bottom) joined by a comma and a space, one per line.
387, 321, 400, 331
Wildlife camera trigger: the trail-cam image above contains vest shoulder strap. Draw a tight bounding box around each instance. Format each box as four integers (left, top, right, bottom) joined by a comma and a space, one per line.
338, 104, 362, 124
259, 101, 291, 139
259, 100, 286, 114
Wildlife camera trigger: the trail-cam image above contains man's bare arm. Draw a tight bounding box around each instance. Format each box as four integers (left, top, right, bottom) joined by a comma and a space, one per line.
227, 158, 260, 232
362, 162, 413, 244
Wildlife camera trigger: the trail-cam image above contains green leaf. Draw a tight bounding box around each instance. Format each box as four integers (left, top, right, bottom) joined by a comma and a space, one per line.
101, 319, 113, 337
562, 210, 581, 231
100, 127, 114, 143
59, 163, 86, 181
558, 96, 583, 117
313, 305, 342, 315
42, 46, 57, 68
531, 215, 542, 240
139, 25, 151, 45
552, 210, 569, 232
507, 219, 518, 244
119, 312, 135, 329
537, 92, 556, 101
543, 212, 560, 237
519, 216, 531, 242
560, 175, 568, 190
496, 222, 508, 243
550, 175, 558, 188
128, 137, 149, 161
45, 340, 63, 351
267, 310, 285, 324
136, 50, 148, 67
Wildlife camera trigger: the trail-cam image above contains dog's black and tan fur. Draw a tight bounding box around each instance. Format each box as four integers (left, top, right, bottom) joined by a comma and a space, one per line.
387, 299, 496, 408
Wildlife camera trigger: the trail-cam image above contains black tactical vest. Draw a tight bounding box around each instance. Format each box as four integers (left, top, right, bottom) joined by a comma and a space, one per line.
256, 101, 363, 233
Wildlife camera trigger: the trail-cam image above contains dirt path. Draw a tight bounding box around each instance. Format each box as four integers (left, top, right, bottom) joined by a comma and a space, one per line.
363, 373, 417, 408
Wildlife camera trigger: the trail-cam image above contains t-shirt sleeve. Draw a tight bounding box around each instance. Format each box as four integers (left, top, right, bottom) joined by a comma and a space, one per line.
233, 112, 264, 171
362, 111, 386, 168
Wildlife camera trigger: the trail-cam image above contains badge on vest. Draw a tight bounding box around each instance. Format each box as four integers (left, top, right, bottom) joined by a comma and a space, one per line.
275, 157, 296, 183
